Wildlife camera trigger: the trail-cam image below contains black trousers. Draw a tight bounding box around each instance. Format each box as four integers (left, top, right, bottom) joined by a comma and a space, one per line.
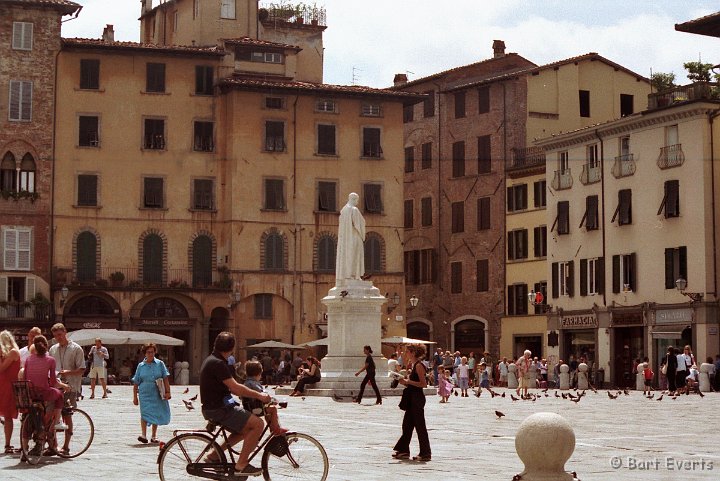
357, 373, 381, 402
294, 375, 321, 393
393, 399, 430, 457
667, 368, 677, 392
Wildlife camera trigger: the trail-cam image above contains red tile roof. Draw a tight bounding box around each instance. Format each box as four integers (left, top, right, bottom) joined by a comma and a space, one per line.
61, 38, 227, 57
219, 75, 426, 102
675, 12, 720, 38
2, 0, 81, 14
223, 37, 302, 51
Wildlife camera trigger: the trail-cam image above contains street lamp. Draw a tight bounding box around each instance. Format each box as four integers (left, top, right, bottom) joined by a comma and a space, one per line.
675, 278, 703, 302
60, 285, 69, 306
386, 292, 400, 314
409, 295, 419, 309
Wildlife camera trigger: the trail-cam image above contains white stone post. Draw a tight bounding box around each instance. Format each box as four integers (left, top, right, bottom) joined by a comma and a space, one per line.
636, 364, 645, 391
559, 364, 570, 390
576, 363, 588, 390
700, 363, 712, 392
179, 361, 190, 385
507, 363, 518, 389
174, 361, 182, 384
515, 412, 576, 481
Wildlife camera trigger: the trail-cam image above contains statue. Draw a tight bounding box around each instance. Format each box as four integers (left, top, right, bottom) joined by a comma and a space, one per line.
336, 192, 365, 285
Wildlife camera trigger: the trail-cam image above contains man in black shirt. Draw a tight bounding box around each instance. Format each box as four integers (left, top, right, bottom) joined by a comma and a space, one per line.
200, 332, 270, 477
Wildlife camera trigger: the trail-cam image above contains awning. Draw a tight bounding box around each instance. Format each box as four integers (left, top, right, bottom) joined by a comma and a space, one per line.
652, 327, 685, 339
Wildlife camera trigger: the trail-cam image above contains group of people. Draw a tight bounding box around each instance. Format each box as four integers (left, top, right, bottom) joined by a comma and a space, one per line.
660, 345, 707, 395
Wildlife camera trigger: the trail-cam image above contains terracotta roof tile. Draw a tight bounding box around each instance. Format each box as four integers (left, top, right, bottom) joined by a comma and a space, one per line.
223, 36, 302, 51
61, 38, 227, 57
1, 0, 81, 14
675, 11, 720, 38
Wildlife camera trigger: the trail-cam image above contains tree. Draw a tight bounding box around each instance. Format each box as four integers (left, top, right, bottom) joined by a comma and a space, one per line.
651, 72, 676, 92
683, 61, 715, 82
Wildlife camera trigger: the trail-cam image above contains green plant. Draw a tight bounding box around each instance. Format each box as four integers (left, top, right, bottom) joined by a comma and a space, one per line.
109, 271, 125, 282
128, 280, 141, 288
651, 72, 676, 92
169, 279, 190, 288
30, 293, 51, 307
0, 190, 39, 202
683, 61, 718, 83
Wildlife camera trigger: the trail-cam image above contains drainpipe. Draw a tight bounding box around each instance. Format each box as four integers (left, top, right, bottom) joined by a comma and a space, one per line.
50, 41, 62, 320
594, 129, 606, 308
709, 109, 720, 298
291, 94, 300, 345
432, 82, 442, 332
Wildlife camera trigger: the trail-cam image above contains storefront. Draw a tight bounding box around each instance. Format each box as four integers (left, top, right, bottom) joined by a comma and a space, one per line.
610, 309, 645, 388
559, 312, 598, 368
651, 307, 693, 377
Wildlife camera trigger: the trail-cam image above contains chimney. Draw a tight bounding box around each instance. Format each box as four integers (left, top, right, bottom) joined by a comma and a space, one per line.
102, 24, 115, 42
492, 40, 506, 58
393, 73, 408, 87
141, 0, 152, 14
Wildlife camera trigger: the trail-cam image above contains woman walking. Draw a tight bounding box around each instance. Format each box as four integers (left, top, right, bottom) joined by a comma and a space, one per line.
392, 344, 431, 461
665, 346, 678, 395
0, 330, 21, 453
132, 343, 171, 443
354, 345, 382, 405
290, 356, 321, 396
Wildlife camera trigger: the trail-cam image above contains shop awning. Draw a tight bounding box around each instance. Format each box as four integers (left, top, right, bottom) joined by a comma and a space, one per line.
652, 327, 685, 339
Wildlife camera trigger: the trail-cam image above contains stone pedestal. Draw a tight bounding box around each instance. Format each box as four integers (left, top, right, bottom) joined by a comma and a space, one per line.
577, 363, 588, 390
507, 363, 518, 389
559, 364, 570, 390
515, 412, 576, 481
700, 363, 712, 392
636, 365, 645, 391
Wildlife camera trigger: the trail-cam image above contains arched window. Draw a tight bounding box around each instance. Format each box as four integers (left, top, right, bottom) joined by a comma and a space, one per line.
192, 235, 213, 287
364, 234, 383, 273
140, 297, 188, 318
407, 321, 431, 341
454, 319, 486, 353
19, 153, 35, 192
76, 231, 97, 282
263, 233, 284, 270
143, 234, 164, 285
1, 152, 15, 192
67, 295, 114, 317
317, 235, 336, 272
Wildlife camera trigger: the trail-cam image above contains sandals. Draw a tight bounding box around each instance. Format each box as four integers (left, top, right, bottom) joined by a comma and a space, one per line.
4, 445, 17, 454
138, 436, 148, 444
59, 447, 70, 456
391, 451, 410, 459
150, 438, 159, 443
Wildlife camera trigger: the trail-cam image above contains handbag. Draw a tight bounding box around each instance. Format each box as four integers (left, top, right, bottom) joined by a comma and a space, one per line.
155, 378, 167, 400
661, 364, 667, 375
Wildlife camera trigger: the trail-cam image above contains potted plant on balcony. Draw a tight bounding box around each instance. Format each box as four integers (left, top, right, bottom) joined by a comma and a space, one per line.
109, 271, 125, 287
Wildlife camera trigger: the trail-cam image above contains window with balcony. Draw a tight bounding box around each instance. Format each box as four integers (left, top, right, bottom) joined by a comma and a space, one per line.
581, 144, 600, 184
404, 147, 414, 173
581, 195, 598, 231
612, 253, 636, 293
478, 135, 491, 174
534, 180, 546, 207
551, 260, 573, 298
477, 197, 490, 230
264, 178, 285, 211
658, 124, 684, 169
579, 90, 590, 117
533, 282, 548, 314
80, 59, 100, 90
664, 247, 687, 290
450, 262, 462, 293
317, 124, 336, 155
195, 65, 214, 95
507, 184, 527, 212
76, 231, 97, 282
421, 197, 432, 227
143, 118, 166, 150
143, 177, 164, 208
454, 91, 466, 119
423, 90, 435, 117
193, 121, 214, 152
476, 259, 489, 292
317, 181, 337, 212
9, 80, 32, 122
404, 200, 413, 228
146, 63, 166, 93
421, 142, 432, 169
452, 141, 465, 177
613, 136, 635, 178
554, 201, 570, 235
533, 225, 547, 257
404, 249, 436, 285
192, 235, 213, 287
193, 178, 214, 210
478, 87, 490, 114
265, 121, 285, 152
658, 180, 680, 218
362, 127, 382, 158
507, 229, 528, 260
363, 183, 383, 214
611, 189, 632, 225
580, 257, 604, 296
0, 277, 36, 309
559, 151, 569, 173
12, 22, 33, 50
451, 202, 464, 233
3, 227, 32, 271
254, 294, 273, 319
77, 174, 98, 207
18, 154, 35, 193
78, 116, 99, 147
507, 283, 528, 315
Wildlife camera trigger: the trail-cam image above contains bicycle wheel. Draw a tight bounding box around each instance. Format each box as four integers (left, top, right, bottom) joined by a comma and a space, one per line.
262, 432, 329, 481
158, 433, 226, 481
19, 414, 44, 465
57, 407, 94, 458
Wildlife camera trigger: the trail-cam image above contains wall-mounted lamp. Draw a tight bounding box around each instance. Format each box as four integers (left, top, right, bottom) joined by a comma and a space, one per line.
675, 278, 702, 302
409, 295, 419, 310
60, 285, 69, 307
527, 289, 544, 306
386, 292, 400, 314
229, 290, 242, 308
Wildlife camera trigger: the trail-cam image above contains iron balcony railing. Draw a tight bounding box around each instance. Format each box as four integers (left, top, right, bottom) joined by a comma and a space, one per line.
580, 164, 601, 185
551, 169, 573, 190
657, 144, 684, 169
648, 82, 717, 110
612, 154, 636, 178
0, 302, 51, 321
508, 147, 546, 170
54, 267, 234, 290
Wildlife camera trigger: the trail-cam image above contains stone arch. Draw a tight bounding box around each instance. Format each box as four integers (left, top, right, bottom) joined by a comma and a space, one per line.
130, 292, 203, 320
188, 230, 217, 287
65, 294, 118, 317
364, 231, 386, 273
138, 228, 168, 286
450, 315, 489, 354
259, 227, 288, 270
313, 231, 337, 272
72, 226, 101, 282
406, 318, 433, 341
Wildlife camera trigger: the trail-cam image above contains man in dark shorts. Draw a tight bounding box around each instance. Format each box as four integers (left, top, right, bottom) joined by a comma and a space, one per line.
201, 332, 270, 477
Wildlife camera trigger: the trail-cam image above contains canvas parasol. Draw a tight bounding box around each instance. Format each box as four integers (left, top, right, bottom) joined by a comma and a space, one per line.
245, 340, 301, 350
381, 336, 436, 345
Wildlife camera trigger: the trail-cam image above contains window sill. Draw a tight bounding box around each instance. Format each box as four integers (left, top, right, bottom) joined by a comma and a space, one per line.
77, 144, 100, 149
262, 150, 287, 154
360, 114, 384, 118
139, 207, 169, 211
141, 148, 167, 152
190, 92, 214, 97
73, 204, 102, 209
313, 210, 339, 215
192, 149, 215, 154
75, 87, 105, 93
314, 110, 339, 115
189, 208, 217, 213
360, 156, 384, 160
315, 153, 339, 158
141, 91, 171, 95
363, 211, 384, 216
260, 208, 287, 213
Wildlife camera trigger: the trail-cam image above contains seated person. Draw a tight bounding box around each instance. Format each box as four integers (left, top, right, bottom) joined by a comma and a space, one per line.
242, 361, 287, 436
686, 365, 700, 392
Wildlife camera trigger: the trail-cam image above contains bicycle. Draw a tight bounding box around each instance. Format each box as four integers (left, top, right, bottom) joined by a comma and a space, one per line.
11, 381, 95, 465
158, 401, 329, 481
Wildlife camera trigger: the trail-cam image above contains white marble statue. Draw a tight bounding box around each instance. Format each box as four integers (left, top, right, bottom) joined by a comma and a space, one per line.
336, 192, 366, 285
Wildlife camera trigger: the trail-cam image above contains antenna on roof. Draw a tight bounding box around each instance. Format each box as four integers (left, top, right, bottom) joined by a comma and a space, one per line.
352, 66, 363, 86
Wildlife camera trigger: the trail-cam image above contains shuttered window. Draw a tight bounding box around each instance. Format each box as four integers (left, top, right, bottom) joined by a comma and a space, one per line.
3, 228, 32, 270
264, 234, 284, 270
404, 200, 414, 228
423, 90, 435, 118
421, 197, 432, 227
12, 22, 33, 50
533, 226, 547, 257
143, 177, 164, 208
452, 141, 465, 177
317, 236, 336, 272
478, 87, 490, 114
507, 284, 528, 315
664, 247, 687, 289
9, 81, 32, 121
477, 135, 491, 174
477, 197, 490, 230
317, 181, 337, 212
77, 175, 98, 207
534, 180, 546, 208
405, 147, 414, 173
193, 179, 214, 210
450, 262, 462, 293
80, 59, 100, 90
254, 294, 273, 319
451, 202, 464, 233
318, 124, 336, 155
264, 179, 285, 210
146, 63, 166, 93
363, 184, 383, 214
421, 142, 432, 169
476, 259, 489, 292
195, 65, 214, 95
454, 91, 466, 118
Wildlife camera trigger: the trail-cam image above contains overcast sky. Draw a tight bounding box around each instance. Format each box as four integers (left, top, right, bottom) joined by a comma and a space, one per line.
62, 1, 719, 88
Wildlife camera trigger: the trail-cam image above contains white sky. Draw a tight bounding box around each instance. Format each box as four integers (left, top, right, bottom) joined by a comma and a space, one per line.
62, 1, 720, 88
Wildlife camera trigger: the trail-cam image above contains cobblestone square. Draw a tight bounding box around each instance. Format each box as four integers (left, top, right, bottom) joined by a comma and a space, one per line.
1, 385, 717, 481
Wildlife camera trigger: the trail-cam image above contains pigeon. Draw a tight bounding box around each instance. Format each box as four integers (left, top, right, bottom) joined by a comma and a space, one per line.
607, 392, 617, 400
495, 411, 505, 420
360, 273, 372, 280
542, 388, 549, 393
623, 389, 629, 396
189, 394, 198, 401
657, 395, 664, 401
567, 393, 576, 399
590, 386, 598, 393
183, 400, 194, 410
561, 393, 568, 399
182, 388, 189, 394
490, 390, 496, 398
510, 394, 519, 401
339, 290, 349, 298
301, 396, 306, 401
544, 393, 549, 397
554, 391, 560, 398
699, 391, 705, 398
647, 393, 654, 399
571, 396, 581, 403
671, 396, 677, 400
454, 390, 459, 397
501, 392, 505, 398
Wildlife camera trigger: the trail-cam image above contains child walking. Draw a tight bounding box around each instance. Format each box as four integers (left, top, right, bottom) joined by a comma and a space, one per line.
456, 357, 470, 397
642, 360, 654, 395
436, 366, 452, 403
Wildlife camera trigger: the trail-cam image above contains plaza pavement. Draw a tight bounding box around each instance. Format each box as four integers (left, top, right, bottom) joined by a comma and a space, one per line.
0, 385, 718, 481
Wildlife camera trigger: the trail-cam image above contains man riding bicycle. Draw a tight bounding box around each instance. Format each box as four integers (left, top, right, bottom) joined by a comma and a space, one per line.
200, 332, 270, 477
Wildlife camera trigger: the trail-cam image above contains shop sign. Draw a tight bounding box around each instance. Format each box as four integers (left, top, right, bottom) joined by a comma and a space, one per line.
138, 319, 192, 328
612, 311, 644, 326
561, 314, 598, 329
655, 308, 693, 325
64, 319, 119, 329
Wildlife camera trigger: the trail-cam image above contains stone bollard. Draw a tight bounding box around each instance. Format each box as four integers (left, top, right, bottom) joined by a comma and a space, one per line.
174, 361, 182, 384
700, 363, 712, 392
636, 364, 646, 391
576, 363, 588, 390
514, 412, 576, 481
508, 363, 518, 389
179, 361, 190, 385
559, 364, 570, 390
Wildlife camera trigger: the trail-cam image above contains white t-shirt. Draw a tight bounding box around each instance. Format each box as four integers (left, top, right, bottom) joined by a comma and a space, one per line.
499, 362, 508, 375
19, 346, 31, 365
676, 354, 687, 372
387, 358, 399, 373
456, 364, 470, 379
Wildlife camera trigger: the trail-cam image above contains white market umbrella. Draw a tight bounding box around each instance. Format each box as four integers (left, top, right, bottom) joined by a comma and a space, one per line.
298, 338, 329, 347
245, 340, 301, 350
67, 328, 132, 346
124, 330, 185, 346
381, 336, 436, 345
